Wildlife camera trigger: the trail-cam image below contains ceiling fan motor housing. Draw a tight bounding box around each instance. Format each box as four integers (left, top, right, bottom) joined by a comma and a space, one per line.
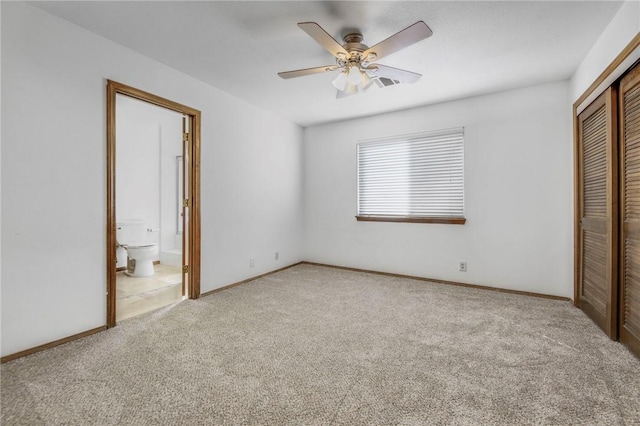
335, 32, 373, 70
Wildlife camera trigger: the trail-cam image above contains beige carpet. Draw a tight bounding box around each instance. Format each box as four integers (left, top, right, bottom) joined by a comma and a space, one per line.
2, 264, 639, 425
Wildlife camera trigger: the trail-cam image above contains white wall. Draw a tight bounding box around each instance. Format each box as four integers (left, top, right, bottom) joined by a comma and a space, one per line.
115, 94, 184, 266
303, 81, 573, 298
116, 95, 161, 261
0, 2, 3, 357
159, 112, 183, 255
571, 1, 640, 102
0, 2, 303, 357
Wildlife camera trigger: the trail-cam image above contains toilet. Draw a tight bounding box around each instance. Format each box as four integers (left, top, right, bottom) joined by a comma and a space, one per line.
116, 221, 159, 277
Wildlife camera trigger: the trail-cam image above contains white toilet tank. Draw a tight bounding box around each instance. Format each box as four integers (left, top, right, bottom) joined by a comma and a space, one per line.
116, 220, 147, 245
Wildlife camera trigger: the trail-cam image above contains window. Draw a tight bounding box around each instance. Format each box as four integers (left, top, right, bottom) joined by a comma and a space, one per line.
356, 128, 465, 224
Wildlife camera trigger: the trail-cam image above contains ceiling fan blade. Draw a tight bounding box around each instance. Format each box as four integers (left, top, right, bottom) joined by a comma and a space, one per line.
298, 22, 349, 59
367, 64, 422, 83
363, 21, 432, 61
278, 65, 339, 79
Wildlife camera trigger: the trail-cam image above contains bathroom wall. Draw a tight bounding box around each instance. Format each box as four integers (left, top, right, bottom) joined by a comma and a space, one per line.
115, 94, 183, 265
1, 2, 304, 357
159, 110, 183, 260
116, 95, 161, 262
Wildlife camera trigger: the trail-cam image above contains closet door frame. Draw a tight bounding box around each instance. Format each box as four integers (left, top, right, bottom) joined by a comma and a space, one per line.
574, 34, 640, 301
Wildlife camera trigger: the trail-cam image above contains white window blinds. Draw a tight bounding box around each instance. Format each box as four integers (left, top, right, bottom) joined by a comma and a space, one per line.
357, 128, 464, 218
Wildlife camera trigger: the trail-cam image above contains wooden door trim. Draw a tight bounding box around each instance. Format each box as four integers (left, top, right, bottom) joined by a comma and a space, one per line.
574, 33, 640, 113
573, 34, 640, 305
106, 80, 201, 327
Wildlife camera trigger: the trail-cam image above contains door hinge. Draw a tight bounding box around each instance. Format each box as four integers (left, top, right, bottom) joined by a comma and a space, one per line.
183, 198, 190, 208
183, 132, 189, 142
183, 265, 189, 274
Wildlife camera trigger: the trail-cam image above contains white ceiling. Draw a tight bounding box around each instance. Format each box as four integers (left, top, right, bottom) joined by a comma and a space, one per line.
30, 1, 622, 127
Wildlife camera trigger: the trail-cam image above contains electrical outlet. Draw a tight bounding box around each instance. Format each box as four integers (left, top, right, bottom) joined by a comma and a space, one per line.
275, 252, 279, 260
250, 258, 255, 268
459, 261, 467, 272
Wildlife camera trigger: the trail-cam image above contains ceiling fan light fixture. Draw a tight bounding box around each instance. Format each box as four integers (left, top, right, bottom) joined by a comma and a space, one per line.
332, 71, 348, 90
359, 71, 373, 91
343, 82, 358, 95
347, 65, 362, 85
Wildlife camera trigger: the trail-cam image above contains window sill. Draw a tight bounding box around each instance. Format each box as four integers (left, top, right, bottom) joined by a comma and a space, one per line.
355, 216, 466, 225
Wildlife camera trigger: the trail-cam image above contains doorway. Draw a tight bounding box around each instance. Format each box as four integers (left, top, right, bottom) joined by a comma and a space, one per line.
106, 80, 201, 327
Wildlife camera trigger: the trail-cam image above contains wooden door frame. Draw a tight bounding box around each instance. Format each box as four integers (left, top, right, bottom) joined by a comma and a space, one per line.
106, 80, 201, 328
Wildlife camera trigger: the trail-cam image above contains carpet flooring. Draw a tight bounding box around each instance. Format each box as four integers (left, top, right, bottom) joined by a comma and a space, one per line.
2, 264, 639, 425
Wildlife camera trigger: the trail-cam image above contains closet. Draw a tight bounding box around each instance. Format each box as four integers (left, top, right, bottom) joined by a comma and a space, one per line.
576, 61, 640, 358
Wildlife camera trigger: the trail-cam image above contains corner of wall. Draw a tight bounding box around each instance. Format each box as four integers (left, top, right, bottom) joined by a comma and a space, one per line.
570, 1, 640, 102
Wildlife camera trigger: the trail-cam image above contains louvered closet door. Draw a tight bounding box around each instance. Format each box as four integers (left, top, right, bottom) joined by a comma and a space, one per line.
619, 65, 640, 356
577, 87, 618, 338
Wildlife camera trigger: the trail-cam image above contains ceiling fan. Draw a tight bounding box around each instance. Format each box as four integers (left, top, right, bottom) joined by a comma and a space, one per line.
278, 21, 433, 98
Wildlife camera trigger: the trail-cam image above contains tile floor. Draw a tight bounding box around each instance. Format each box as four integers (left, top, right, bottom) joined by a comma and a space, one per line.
116, 264, 184, 321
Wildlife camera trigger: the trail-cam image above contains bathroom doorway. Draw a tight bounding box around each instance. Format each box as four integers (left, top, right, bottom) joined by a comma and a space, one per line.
106, 81, 201, 327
